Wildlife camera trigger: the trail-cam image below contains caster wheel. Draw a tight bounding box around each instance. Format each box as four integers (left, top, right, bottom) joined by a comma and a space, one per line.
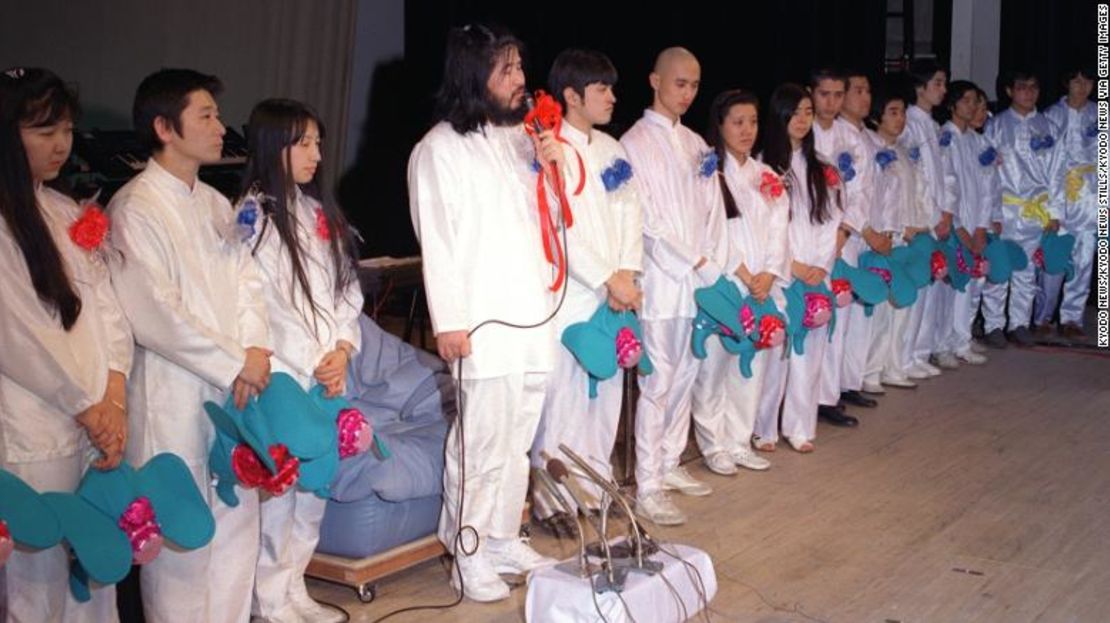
356, 583, 376, 603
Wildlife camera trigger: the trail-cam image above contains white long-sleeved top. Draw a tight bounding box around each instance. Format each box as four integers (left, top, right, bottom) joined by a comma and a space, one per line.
984, 107, 1064, 231
968, 130, 1004, 225
250, 189, 363, 386
940, 122, 994, 232
813, 117, 872, 233
555, 123, 643, 326
786, 149, 842, 273
620, 109, 726, 321
899, 105, 945, 226
408, 122, 555, 379
721, 152, 790, 284
0, 186, 133, 463
864, 131, 932, 233
1044, 97, 1097, 230
108, 158, 271, 464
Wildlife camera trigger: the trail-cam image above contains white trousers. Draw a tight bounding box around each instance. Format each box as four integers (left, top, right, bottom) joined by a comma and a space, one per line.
982, 222, 1042, 332
691, 337, 763, 458
1034, 228, 1097, 327
1, 452, 117, 623
911, 280, 944, 363
253, 489, 327, 622
140, 460, 259, 623
932, 279, 958, 355
781, 328, 830, 443
634, 318, 698, 496
863, 302, 892, 385
951, 278, 983, 355
439, 373, 547, 553
531, 348, 622, 517
819, 239, 869, 402
753, 345, 789, 444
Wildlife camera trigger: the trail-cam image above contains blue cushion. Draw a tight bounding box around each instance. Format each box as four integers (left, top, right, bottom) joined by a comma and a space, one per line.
317, 494, 442, 559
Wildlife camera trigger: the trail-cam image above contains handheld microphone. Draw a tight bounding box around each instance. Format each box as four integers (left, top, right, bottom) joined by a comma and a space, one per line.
523, 91, 545, 135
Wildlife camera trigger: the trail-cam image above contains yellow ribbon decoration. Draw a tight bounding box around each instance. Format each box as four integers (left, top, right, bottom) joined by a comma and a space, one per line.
1003, 193, 1051, 227
1064, 164, 1096, 203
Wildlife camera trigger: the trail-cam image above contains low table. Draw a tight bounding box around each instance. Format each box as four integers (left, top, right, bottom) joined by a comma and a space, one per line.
524, 542, 717, 622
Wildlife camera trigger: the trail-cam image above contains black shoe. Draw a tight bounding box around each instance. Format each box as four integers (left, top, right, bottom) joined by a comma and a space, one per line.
1008, 325, 1034, 347
840, 390, 878, 408
984, 328, 1008, 349
818, 405, 859, 427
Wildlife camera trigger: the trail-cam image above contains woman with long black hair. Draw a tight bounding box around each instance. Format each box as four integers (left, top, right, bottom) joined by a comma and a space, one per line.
0, 67, 132, 622
237, 98, 362, 623
692, 89, 786, 473
753, 83, 843, 453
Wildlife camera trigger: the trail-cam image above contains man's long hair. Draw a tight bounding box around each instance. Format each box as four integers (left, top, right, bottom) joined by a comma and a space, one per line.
434, 23, 524, 135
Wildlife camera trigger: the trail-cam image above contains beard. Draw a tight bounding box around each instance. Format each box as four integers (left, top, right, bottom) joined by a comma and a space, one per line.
488, 91, 527, 126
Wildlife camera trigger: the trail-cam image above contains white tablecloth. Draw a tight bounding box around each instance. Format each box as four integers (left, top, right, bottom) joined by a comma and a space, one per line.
525, 543, 717, 622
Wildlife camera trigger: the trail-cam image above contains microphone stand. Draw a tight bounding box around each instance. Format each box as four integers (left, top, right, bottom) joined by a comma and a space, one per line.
558, 444, 663, 575
532, 468, 592, 578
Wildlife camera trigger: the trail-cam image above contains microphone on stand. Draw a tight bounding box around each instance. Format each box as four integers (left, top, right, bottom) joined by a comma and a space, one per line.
558, 444, 662, 574
546, 458, 617, 589
532, 467, 591, 577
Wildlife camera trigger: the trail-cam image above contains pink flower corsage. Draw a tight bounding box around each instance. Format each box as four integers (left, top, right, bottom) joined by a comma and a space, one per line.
739, 304, 756, 336
755, 314, 786, 349
759, 171, 785, 200
930, 250, 948, 280
830, 278, 853, 308
803, 291, 832, 328
337, 407, 374, 459
615, 326, 643, 369
118, 496, 164, 565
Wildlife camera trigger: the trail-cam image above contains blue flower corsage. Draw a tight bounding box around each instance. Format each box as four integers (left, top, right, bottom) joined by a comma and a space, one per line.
836, 151, 856, 182
699, 150, 719, 178
875, 149, 897, 170
601, 158, 633, 192
908, 145, 921, 163
978, 146, 998, 167
1030, 134, 1055, 152
939, 130, 953, 147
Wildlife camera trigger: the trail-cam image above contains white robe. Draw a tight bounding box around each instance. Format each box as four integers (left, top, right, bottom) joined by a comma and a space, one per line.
408, 121, 555, 550
779, 150, 842, 443
620, 109, 725, 495
530, 123, 643, 516
108, 157, 270, 623
982, 108, 1065, 331
1, 185, 133, 623
250, 189, 363, 622
692, 153, 789, 458
900, 104, 953, 360
1035, 98, 1097, 326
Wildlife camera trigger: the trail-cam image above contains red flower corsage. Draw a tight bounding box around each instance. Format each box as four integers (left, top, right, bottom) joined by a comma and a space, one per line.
315, 207, 330, 241
1032, 247, 1045, 269
69, 202, 109, 251
823, 165, 840, 188
759, 171, 785, 200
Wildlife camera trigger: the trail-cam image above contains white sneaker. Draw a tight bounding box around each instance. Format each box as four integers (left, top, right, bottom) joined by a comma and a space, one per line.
451, 550, 510, 602
484, 537, 555, 574
288, 581, 345, 623
919, 360, 942, 376
905, 364, 932, 380
635, 491, 686, 526
861, 380, 886, 395
931, 352, 960, 369
705, 452, 738, 476
661, 466, 713, 496
729, 446, 771, 471
970, 340, 988, 354
880, 374, 918, 388
956, 350, 988, 365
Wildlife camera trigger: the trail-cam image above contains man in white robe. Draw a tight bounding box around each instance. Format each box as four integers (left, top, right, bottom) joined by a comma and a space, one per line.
107, 69, 273, 623
408, 24, 562, 603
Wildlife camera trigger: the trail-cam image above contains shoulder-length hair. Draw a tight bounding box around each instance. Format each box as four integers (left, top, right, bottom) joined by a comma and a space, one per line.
433, 23, 524, 135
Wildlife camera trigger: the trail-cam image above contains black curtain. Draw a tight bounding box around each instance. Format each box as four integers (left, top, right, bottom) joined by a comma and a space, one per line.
998, 0, 1101, 107
343, 0, 890, 258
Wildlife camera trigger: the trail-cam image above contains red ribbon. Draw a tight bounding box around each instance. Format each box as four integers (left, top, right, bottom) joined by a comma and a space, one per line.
523, 90, 586, 291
